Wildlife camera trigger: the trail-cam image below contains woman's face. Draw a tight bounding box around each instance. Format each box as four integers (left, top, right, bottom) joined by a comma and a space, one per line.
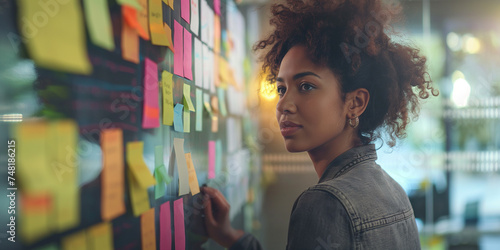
276, 45, 349, 152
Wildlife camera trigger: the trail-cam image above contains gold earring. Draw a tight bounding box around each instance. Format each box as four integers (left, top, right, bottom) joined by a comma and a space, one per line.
348, 116, 359, 128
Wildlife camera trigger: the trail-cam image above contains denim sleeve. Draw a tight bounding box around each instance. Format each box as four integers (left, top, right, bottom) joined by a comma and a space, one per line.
229, 233, 263, 250
286, 190, 354, 250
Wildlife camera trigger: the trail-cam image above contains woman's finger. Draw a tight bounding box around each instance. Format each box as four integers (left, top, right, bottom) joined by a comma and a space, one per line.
203, 194, 216, 226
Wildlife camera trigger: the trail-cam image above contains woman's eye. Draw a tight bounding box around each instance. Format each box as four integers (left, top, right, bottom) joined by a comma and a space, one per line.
300, 83, 315, 91
277, 86, 286, 96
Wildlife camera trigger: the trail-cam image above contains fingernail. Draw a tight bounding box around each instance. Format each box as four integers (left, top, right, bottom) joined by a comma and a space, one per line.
202, 183, 207, 188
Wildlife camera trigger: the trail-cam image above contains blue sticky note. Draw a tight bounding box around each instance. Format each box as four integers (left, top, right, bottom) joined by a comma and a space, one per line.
174, 104, 184, 132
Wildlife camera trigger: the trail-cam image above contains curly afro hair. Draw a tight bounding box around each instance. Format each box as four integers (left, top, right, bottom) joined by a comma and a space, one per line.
254, 0, 439, 147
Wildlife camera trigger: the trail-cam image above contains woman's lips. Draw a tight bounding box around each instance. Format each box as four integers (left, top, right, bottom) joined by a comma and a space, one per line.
280, 121, 302, 137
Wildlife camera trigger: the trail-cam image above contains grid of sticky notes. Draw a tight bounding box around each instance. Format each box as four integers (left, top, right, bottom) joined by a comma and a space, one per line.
15, 0, 235, 248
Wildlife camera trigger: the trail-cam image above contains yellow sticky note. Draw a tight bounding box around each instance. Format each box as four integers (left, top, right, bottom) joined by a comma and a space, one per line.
138, 0, 150, 40
18, 0, 91, 75
162, 71, 174, 126
118, 0, 143, 10
164, 0, 174, 9
88, 223, 114, 250
19, 192, 52, 243
141, 208, 157, 250
126, 142, 157, 189
101, 129, 126, 221
49, 120, 78, 186
15, 121, 54, 192
150, 0, 169, 46
53, 186, 80, 232
183, 83, 195, 112
183, 108, 191, 133
128, 169, 151, 217
185, 153, 200, 195
211, 96, 220, 114
121, 11, 140, 64
164, 23, 175, 52
83, 0, 115, 50
62, 230, 87, 250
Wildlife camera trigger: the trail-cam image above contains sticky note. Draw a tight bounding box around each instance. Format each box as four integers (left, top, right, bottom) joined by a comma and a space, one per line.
122, 7, 140, 64
208, 141, 215, 179
101, 129, 126, 221
155, 146, 166, 199
137, 0, 150, 40
213, 55, 220, 87
126, 142, 157, 188
83, 0, 115, 51
211, 115, 218, 133
211, 96, 219, 114
141, 208, 157, 250
194, 38, 203, 87
173, 20, 184, 77
183, 108, 191, 133
128, 169, 151, 217
173, 138, 190, 196
164, 0, 174, 9
181, 0, 190, 23
214, 0, 220, 15
164, 23, 175, 52
190, 0, 200, 36
173, 104, 184, 132
150, 0, 169, 46
53, 186, 79, 232
214, 14, 221, 54
162, 71, 174, 126
183, 84, 195, 112
18, 0, 91, 75
183, 29, 193, 80
217, 88, 227, 117
174, 198, 186, 250
88, 223, 114, 250
202, 44, 210, 90
215, 140, 223, 176
118, 0, 143, 10
143, 58, 160, 128
20, 192, 51, 243
122, 5, 149, 40
185, 153, 200, 195
195, 88, 203, 131
62, 230, 87, 250
160, 202, 172, 250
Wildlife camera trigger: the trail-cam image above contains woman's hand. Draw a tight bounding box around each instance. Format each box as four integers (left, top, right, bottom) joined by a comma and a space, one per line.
201, 186, 245, 248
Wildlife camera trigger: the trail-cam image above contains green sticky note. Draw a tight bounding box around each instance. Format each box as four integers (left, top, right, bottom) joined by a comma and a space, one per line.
195, 88, 203, 131
83, 0, 115, 51
183, 109, 191, 133
154, 167, 166, 199
217, 88, 227, 117
156, 164, 172, 184
183, 83, 195, 112
117, 0, 142, 10
173, 104, 184, 132
215, 140, 222, 175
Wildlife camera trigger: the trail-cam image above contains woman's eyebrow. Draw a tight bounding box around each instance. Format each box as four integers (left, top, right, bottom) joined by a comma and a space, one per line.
276, 72, 321, 82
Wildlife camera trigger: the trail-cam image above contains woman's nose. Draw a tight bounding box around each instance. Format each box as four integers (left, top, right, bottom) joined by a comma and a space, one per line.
276, 94, 297, 114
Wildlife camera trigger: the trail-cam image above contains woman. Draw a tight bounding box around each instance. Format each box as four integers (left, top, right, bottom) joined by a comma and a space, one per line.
202, 0, 438, 249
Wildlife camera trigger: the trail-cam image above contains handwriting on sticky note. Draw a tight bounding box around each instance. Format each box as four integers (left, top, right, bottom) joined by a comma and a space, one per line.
18, 0, 91, 74
141, 208, 156, 250
173, 104, 184, 132
126, 142, 156, 188
150, 0, 169, 46
160, 201, 172, 250
88, 223, 113, 250
208, 141, 216, 179
185, 153, 200, 195
162, 71, 174, 126
143, 58, 160, 128
173, 20, 184, 77
183, 29, 193, 80
173, 138, 190, 196
174, 198, 186, 250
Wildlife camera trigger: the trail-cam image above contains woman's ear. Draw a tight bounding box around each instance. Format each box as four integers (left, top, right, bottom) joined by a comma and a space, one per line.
346, 88, 370, 117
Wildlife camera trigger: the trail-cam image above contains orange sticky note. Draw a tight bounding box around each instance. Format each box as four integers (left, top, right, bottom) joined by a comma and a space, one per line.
164, 23, 175, 52
211, 115, 218, 133
138, 0, 150, 40
128, 169, 151, 217
121, 7, 140, 63
185, 153, 200, 195
141, 208, 157, 250
122, 5, 149, 40
88, 222, 114, 250
214, 14, 221, 54
100, 129, 126, 221
126, 142, 157, 188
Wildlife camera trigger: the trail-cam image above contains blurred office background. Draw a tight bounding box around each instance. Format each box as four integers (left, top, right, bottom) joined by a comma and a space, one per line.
239, 0, 500, 249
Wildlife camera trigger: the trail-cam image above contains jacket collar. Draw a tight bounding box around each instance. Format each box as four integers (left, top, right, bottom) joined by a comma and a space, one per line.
318, 144, 378, 184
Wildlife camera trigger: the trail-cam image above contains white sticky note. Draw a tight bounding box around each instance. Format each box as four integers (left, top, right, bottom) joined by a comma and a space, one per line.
173, 138, 190, 196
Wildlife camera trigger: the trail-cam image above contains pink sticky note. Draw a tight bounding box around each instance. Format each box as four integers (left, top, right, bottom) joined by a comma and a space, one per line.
181, 0, 190, 24
214, 0, 220, 15
183, 29, 193, 80
208, 141, 215, 179
143, 58, 160, 128
173, 20, 184, 77
174, 198, 185, 250
160, 201, 172, 250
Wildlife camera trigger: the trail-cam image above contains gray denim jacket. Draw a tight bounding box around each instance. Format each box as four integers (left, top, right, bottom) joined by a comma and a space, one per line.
230, 144, 421, 250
